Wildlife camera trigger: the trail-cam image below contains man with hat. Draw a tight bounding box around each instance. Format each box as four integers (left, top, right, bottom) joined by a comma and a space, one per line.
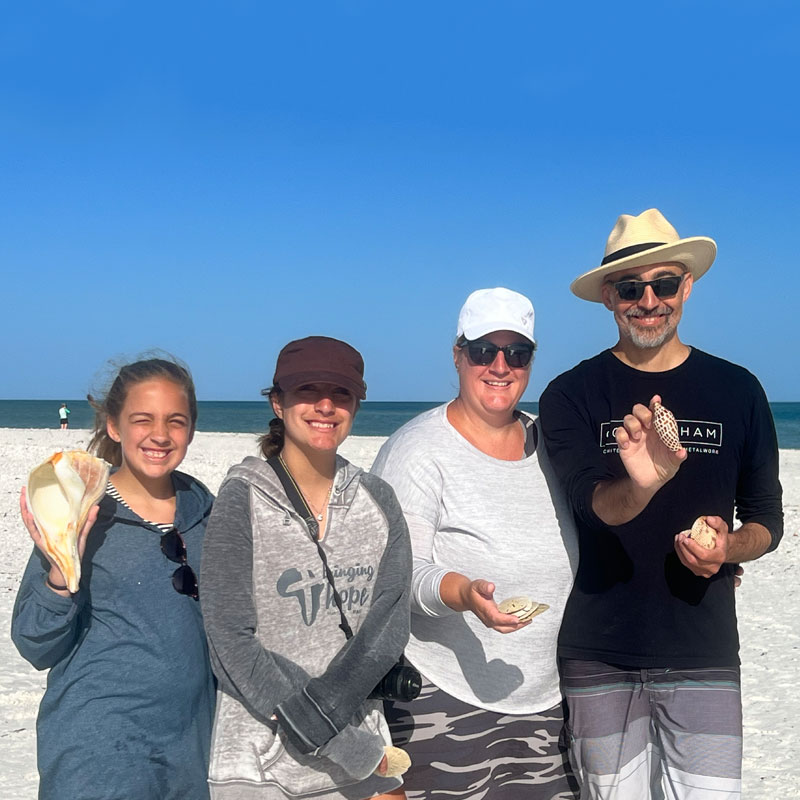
539, 208, 783, 799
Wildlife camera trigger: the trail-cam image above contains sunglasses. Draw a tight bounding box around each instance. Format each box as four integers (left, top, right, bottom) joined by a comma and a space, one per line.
459, 339, 535, 368
611, 275, 684, 302
160, 528, 199, 600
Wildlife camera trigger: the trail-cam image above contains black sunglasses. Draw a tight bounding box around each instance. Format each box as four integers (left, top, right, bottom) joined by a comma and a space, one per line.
611, 275, 684, 302
459, 339, 535, 368
160, 528, 199, 600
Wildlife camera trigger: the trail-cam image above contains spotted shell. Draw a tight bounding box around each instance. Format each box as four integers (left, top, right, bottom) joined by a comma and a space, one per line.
652, 401, 681, 452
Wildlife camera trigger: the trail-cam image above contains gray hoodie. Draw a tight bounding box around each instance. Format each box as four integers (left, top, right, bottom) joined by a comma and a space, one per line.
201, 455, 411, 799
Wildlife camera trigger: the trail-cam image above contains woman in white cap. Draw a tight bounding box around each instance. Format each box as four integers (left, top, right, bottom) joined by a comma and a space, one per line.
371, 289, 579, 800
201, 336, 414, 800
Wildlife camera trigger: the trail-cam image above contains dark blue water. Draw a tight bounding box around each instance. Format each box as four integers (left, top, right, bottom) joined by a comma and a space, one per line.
1, 399, 799, 448
0, 399, 538, 437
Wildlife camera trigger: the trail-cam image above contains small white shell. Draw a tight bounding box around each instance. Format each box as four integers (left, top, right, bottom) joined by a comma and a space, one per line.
27, 451, 111, 592
380, 746, 411, 778
652, 401, 682, 452
689, 516, 717, 549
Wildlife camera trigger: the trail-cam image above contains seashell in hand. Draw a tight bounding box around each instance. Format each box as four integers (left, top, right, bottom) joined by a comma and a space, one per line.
498, 595, 550, 622
689, 515, 717, 549
27, 451, 110, 592
377, 746, 411, 778
652, 401, 682, 452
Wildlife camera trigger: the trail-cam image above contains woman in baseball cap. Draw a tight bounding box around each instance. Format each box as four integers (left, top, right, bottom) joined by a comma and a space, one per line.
372, 289, 579, 800
201, 336, 413, 800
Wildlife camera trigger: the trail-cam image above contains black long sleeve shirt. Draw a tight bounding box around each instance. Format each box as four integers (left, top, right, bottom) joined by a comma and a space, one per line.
539, 348, 783, 668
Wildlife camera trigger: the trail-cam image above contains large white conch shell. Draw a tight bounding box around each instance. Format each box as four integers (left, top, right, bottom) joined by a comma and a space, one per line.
27, 450, 111, 592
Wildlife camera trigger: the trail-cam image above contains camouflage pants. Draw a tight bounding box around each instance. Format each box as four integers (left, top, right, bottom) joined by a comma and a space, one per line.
385, 679, 578, 800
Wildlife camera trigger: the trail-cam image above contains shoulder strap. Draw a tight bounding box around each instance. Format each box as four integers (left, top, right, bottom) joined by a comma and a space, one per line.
267, 455, 319, 535
267, 456, 354, 640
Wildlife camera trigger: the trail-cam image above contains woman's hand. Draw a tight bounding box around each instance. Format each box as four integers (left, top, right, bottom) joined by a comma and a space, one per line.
440, 572, 530, 634
463, 579, 531, 634
20, 486, 99, 594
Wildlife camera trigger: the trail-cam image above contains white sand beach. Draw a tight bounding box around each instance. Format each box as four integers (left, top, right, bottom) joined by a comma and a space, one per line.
1, 428, 797, 798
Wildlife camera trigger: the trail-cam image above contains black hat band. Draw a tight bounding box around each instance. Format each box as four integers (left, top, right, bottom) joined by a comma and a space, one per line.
601, 242, 666, 266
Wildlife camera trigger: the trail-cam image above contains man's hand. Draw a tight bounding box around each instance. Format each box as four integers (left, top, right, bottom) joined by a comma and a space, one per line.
674, 515, 729, 578
615, 395, 687, 492
593, 395, 688, 526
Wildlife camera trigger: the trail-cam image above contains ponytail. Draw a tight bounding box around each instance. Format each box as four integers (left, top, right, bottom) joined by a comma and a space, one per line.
258, 385, 285, 459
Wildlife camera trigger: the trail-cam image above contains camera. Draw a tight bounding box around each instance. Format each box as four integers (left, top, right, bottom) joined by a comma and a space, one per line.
369, 658, 422, 702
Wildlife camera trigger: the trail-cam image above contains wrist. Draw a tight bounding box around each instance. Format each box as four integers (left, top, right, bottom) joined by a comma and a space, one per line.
46, 570, 69, 592
439, 572, 471, 613
629, 481, 657, 506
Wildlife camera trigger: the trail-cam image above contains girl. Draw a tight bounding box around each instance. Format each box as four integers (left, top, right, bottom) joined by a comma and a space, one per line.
201, 336, 412, 800
12, 357, 216, 800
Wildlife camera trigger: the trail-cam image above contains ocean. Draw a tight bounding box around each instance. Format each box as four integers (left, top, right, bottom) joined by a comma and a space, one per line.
2, 400, 800, 449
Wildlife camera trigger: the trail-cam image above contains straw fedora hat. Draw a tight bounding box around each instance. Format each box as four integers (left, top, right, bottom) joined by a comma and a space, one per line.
571, 208, 717, 303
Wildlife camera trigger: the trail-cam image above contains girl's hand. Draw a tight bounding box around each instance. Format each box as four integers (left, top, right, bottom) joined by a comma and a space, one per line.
20, 486, 100, 592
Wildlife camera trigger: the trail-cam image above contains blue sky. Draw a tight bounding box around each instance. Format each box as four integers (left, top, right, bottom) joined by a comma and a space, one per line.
2, 1, 798, 401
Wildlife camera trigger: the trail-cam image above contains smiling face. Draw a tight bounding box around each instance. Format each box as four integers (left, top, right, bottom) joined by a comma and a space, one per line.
601, 262, 692, 350
454, 329, 531, 420
272, 382, 358, 456
106, 378, 194, 485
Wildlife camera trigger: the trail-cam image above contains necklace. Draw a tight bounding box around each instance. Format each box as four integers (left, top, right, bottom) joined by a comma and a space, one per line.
308, 484, 333, 521
279, 456, 333, 521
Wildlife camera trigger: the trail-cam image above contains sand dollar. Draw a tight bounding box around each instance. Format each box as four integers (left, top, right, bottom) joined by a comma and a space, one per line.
498, 596, 532, 615
518, 603, 550, 621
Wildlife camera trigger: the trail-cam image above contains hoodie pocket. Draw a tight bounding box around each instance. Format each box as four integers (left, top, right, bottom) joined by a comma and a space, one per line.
258, 727, 364, 795
210, 693, 387, 795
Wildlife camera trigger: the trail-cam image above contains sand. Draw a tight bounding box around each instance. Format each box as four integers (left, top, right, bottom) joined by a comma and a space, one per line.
1, 428, 797, 798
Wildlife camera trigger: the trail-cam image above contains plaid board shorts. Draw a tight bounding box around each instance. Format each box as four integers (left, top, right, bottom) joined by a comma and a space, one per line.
385, 678, 579, 800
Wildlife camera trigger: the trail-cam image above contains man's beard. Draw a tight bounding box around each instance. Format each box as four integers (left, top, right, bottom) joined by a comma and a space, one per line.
623, 306, 676, 349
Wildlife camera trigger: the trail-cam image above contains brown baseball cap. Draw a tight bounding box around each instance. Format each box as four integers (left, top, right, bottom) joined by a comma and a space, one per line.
273, 336, 367, 399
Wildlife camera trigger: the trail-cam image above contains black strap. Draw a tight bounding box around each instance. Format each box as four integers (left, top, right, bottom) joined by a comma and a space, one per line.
601, 241, 666, 265
267, 456, 354, 640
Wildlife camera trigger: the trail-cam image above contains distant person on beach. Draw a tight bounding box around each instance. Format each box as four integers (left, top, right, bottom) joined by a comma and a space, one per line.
371, 288, 579, 800
12, 358, 216, 800
200, 336, 413, 800
538, 208, 784, 799
58, 402, 69, 429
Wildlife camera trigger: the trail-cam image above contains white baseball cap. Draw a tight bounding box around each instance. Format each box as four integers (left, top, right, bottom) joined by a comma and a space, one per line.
456, 287, 535, 344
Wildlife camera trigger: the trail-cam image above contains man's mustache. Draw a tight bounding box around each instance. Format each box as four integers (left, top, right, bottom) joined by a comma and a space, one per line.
625, 306, 673, 319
